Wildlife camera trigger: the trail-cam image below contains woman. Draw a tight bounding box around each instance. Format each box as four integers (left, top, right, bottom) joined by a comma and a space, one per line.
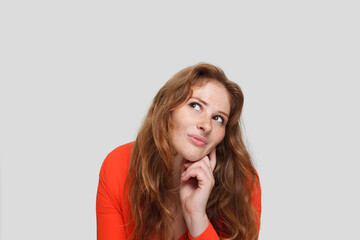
96, 63, 261, 240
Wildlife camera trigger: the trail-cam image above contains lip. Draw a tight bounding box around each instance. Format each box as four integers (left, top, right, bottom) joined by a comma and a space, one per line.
188, 134, 208, 146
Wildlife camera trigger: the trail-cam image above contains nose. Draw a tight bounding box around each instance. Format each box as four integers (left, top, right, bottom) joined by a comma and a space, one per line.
197, 117, 212, 133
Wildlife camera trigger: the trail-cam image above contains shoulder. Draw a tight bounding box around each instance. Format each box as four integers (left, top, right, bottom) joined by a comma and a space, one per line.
101, 141, 134, 173
105, 141, 134, 162
99, 141, 135, 197
97, 141, 135, 218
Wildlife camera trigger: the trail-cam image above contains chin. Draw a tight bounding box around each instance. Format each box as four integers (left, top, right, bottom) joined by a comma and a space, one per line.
179, 148, 209, 161
182, 155, 203, 162
173, 140, 214, 161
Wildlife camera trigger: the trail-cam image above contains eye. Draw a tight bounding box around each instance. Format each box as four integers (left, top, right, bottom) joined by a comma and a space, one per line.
189, 102, 201, 111
213, 115, 224, 124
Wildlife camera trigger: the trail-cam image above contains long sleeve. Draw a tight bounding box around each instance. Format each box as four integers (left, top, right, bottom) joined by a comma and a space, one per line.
96, 143, 134, 240
96, 163, 126, 239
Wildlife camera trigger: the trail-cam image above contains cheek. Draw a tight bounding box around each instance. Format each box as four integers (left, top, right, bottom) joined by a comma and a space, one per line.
215, 129, 226, 145
169, 122, 184, 145
169, 112, 182, 136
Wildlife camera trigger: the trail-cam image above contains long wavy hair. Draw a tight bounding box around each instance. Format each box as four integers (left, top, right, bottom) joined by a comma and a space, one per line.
126, 63, 260, 240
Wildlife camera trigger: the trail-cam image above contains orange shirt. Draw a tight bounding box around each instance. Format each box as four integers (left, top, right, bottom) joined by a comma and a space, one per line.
96, 142, 261, 240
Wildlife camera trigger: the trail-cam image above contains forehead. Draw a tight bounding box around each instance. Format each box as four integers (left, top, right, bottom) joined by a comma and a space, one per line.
191, 80, 231, 114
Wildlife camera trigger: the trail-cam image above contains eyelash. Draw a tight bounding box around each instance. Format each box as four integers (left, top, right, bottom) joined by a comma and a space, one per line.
189, 102, 225, 124
190, 102, 201, 110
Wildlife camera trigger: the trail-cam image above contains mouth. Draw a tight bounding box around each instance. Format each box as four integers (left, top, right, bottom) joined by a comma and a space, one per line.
188, 134, 208, 146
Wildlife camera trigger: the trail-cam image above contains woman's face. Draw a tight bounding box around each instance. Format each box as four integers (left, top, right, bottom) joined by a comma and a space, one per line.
169, 80, 231, 162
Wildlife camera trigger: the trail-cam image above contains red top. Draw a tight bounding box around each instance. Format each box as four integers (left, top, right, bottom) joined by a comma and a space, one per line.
96, 142, 261, 240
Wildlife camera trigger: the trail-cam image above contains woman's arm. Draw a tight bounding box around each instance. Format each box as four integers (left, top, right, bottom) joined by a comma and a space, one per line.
96, 144, 133, 240
96, 165, 127, 239
186, 177, 261, 240
180, 149, 262, 240
186, 176, 261, 240
180, 149, 217, 238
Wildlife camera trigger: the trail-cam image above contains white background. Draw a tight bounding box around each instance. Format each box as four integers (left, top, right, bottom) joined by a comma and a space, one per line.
1, 1, 359, 239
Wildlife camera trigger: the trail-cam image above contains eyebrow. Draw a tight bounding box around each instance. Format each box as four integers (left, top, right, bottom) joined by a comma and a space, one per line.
191, 97, 229, 118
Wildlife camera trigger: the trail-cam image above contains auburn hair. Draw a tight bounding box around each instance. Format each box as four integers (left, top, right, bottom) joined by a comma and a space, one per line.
126, 63, 260, 240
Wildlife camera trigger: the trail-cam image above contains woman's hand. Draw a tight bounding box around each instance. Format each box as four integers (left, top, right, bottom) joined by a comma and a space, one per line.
179, 148, 217, 238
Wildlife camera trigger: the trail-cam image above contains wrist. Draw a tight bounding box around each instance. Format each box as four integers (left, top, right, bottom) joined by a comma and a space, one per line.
184, 213, 209, 238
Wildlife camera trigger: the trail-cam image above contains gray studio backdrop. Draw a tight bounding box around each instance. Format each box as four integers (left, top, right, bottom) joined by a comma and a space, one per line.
1, 1, 359, 239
